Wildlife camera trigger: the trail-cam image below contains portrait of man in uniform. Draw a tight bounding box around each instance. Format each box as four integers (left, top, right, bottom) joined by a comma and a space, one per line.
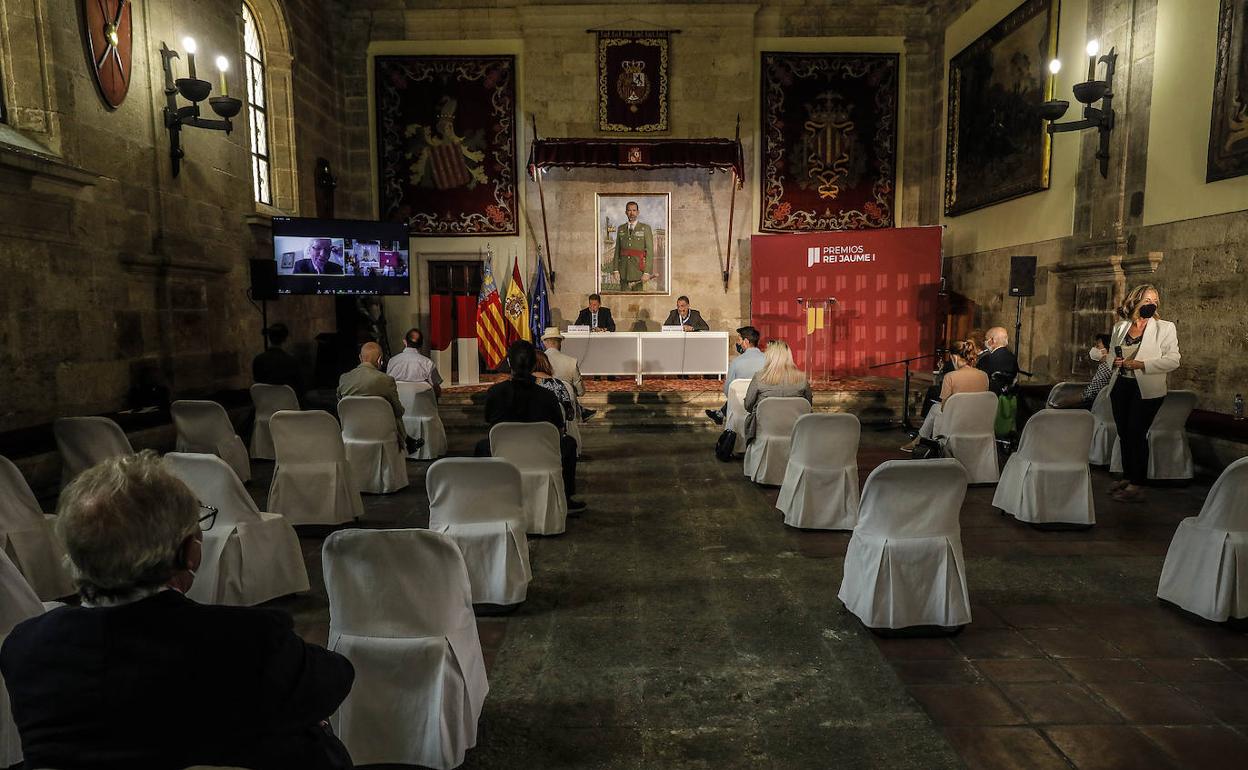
595, 193, 670, 295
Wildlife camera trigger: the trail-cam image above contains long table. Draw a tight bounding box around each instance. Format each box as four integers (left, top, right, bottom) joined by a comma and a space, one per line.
562, 331, 730, 384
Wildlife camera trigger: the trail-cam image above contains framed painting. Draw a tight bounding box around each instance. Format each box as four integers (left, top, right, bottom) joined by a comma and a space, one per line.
595, 193, 671, 295
760, 52, 899, 232
1208, 0, 1248, 182
944, 0, 1060, 216
374, 54, 518, 236
597, 31, 670, 132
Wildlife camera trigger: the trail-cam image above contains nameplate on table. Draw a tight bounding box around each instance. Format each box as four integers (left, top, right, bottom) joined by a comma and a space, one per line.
660, 325, 686, 332
565, 325, 591, 333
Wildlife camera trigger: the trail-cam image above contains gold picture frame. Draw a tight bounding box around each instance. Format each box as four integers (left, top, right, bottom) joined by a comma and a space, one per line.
594, 192, 671, 296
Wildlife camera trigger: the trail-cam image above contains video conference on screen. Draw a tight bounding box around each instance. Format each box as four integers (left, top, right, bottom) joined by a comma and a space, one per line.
274, 237, 409, 278
270, 217, 411, 296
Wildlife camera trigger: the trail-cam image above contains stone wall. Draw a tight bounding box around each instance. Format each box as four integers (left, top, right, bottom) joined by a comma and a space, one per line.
0, 0, 343, 432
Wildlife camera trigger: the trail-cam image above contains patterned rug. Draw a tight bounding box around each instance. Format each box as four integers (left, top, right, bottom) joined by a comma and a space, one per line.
445, 375, 896, 395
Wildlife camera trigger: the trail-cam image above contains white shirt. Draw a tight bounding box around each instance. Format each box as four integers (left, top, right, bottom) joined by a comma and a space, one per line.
386, 347, 443, 387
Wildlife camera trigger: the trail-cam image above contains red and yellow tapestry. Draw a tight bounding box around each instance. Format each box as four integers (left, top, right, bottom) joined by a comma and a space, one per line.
375, 55, 517, 236
598, 31, 670, 132
760, 53, 898, 232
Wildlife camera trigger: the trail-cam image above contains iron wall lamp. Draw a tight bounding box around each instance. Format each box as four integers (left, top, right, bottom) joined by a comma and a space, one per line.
1040, 40, 1118, 178
159, 37, 242, 177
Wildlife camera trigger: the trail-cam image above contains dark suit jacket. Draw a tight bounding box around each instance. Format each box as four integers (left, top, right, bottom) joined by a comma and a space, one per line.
574, 307, 616, 332
977, 347, 1019, 394
662, 308, 710, 332
0, 590, 354, 770
253, 346, 306, 401
484, 376, 565, 432
294, 258, 344, 274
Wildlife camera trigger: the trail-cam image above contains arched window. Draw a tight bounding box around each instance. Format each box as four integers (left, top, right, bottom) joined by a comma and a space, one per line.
242, 3, 271, 206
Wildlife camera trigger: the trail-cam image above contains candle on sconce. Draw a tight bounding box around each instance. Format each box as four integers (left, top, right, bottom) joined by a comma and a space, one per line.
182, 36, 198, 80
1048, 59, 1062, 76
215, 56, 229, 97
1085, 39, 1100, 82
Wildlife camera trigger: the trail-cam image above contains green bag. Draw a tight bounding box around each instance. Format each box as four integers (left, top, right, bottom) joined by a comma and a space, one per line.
994, 394, 1018, 437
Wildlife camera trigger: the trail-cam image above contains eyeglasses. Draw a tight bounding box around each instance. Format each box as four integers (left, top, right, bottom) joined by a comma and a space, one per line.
198, 503, 218, 531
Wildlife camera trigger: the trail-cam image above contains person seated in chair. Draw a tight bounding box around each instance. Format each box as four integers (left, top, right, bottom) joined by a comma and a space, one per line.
977, 327, 1019, 395
338, 341, 420, 454
386, 327, 443, 399
574, 293, 616, 332
707, 326, 764, 425
253, 322, 307, 404
742, 340, 812, 441
902, 340, 988, 452
663, 295, 710, 332
0, 451, 355, 770
541, 327, 595, 420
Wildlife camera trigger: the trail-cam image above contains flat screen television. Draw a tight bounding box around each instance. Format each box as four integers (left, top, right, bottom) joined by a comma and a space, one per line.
271, 216, 410, 296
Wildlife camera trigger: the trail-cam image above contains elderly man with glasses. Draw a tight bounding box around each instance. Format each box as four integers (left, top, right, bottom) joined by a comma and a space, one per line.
0, 451, 355, 770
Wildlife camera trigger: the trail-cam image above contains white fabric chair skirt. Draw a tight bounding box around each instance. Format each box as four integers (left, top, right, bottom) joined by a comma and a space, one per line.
1157, 457, 1248, 621
0, 550, 45, 767
268, 410, 364, 525
743, 397, 812, 485
724, 379, 751, 455
339, 396, 409, 494
1088, 386, 1116, 465
324, 529, 488, 769
937, 391, 1000, 484
171, 400, 252, 483
397, 381, 448, 460
490, 422, 567, 536
53, 416, 134, 486
250, 383, 299, 460
1109, 390, 1196, 480
776, 413, 861, 530
0, 457, 74, 600
167, 453, 309, 606
428, 458, 532, 606
838, 459, 971, 630
993, 410, 1096, 526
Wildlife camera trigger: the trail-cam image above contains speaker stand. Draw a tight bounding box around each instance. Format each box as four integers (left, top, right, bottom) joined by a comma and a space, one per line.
261, 299, 270, 351
1014, 295, 1025, 366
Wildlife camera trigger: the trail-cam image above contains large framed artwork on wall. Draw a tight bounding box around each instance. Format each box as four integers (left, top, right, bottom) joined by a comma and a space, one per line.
760, 52, 899, 232
1208, 0, 1248, 182
595, 193, 671, 295
374, 55, 518, 236
944, 0, 1060, 216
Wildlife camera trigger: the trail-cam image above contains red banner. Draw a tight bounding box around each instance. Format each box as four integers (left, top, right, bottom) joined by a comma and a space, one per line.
750, 226, 943, 376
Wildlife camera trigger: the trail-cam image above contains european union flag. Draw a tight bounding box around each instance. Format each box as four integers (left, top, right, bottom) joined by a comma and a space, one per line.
530, 252, 551, 349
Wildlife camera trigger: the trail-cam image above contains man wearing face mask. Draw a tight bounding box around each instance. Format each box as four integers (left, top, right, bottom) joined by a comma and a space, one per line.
0, 452, 355, 769
977, 326, 1019, 395
706, 326, 764, 425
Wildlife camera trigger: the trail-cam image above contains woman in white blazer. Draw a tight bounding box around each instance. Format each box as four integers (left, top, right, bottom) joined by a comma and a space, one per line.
1108, 284, 1181, 502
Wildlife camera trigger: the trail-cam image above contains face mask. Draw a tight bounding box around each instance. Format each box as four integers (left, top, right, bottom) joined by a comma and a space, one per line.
1139, 303, 1157, 319
1089, 347, 1105, 362
735, 343, 745, 354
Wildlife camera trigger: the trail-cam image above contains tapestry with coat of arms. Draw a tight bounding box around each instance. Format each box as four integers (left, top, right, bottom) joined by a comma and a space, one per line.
760, 52, 898, 232
598, 31, 670, 132
374, 55, 518, 236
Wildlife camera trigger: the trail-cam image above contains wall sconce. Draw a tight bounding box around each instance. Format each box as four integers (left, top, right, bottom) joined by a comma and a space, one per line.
159, 37, 242, 177
1039, 40, 1118, 178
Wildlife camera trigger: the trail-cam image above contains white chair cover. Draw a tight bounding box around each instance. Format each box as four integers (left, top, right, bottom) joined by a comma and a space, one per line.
339, 396, 409, 494
268, 410, 364, 525
171, 400, 252, 483
1110, 390, 1196, 480
250, 383, 299, 460
323, 528, 488, 769
1157, 457, 1248, 621
937, 391, 1000, 484
1089, 386, 1117, 465
838, 459, 971, 629
428, 458, 531, 605
993, 410, 1095, 526
725, 378, 751, 454
743, 397, 812, 485
397, 381, 448, 460
559, 379, 582, 456
0, 549, 45, 767
53, 416, 133, 486
776, 413, 861, 530
0, 456, 74, 600
166, 453, 309, 606
490, 422, 567, 536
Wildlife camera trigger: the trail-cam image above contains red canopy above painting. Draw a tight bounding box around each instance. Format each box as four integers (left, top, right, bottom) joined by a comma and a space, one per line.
527, 138, 744, 187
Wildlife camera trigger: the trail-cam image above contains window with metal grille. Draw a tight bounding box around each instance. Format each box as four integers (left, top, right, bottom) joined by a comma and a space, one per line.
242, 3, 271, 205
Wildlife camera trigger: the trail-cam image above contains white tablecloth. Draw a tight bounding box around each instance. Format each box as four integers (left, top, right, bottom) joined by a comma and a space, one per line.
562, 331, 729, 382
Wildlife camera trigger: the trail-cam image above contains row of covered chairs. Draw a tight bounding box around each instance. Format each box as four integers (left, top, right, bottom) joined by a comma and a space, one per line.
1052, 383, 1197, 479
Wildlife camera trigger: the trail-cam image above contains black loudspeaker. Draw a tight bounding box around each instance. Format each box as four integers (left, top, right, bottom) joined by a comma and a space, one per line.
249, 258, 278, 301
1009, 255, 1037, 298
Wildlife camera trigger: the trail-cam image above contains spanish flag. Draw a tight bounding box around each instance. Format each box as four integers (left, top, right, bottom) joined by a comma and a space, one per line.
475, 257, 508, 369
504, 256, 531, 342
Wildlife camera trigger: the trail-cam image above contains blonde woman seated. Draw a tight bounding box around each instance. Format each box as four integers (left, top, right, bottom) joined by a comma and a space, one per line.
902, 340, 988, 452
534, 350, 577, 431
743, 339, 813, 441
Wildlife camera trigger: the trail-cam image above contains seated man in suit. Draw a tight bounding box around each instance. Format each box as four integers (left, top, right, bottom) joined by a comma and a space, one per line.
0, 451, 355, 770
476, 340, 586, 513
663, 295, 710, 332
338, 341, 419, 454
573, 293, 616, 332
293, 238, 345, 275
977, 326, 1019, 394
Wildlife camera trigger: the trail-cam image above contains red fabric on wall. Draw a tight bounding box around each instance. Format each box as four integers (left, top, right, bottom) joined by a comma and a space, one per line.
429, 294, 453, 351
455, 295, 477, 339
750, 227, 943, 377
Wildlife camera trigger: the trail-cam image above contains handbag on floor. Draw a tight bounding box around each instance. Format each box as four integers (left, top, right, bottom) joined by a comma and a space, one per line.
714, 429, 738, 462
911, 436, 943, 460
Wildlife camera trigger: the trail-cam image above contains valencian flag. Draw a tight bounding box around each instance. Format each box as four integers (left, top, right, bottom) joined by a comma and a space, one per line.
530, 251, 551, 349
504, 256, 531, 343
475, 253, 508, 369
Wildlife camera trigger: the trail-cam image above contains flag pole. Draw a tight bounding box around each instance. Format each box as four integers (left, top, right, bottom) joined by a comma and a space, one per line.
531, 114, 556, 289
723, 113, 741, 292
